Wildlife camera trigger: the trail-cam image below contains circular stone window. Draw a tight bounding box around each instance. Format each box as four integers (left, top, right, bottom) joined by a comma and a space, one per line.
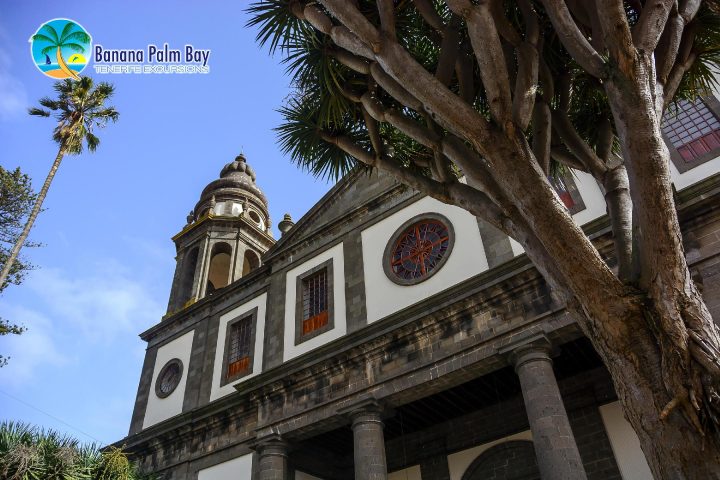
155, 358, 183, 398
383, 213, 455, 285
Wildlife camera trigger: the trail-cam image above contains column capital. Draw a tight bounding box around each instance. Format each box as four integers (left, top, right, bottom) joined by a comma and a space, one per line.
499, 334, 554, 372
338, 398, 388, 426
251, 434, 288, 458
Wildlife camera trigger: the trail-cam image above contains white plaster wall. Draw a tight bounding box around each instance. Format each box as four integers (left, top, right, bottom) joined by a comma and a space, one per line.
670, 154, 720, 190
599, 401, 653, 480
197, 454, 253, 480
362, 197, 489, 324
571, 170, 606, 225
283, 243, 346, 361
143, 330, 195, 429
209, 293, 267, 402
388, 465, 422, 480
447, 430, 533, 480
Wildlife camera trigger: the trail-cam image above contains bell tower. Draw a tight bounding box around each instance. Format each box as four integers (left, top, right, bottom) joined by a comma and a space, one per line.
166, 154, 275, 314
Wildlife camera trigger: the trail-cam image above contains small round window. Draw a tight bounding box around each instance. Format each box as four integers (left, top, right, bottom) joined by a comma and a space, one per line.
248, 210, 261, 223
383, 213, 455, 285
155, 358, 183, 398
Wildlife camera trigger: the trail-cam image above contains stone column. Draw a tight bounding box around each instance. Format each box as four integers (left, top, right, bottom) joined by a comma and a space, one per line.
255, 435, 288, 480
512, 341, 587, 480
350, 404, 388, 480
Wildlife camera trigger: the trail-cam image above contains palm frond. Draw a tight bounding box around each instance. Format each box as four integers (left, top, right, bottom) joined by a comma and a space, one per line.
246, 0, 311, 55
62, 31, 91, 45
39, 24, 59, 44
31, 33, 57, 45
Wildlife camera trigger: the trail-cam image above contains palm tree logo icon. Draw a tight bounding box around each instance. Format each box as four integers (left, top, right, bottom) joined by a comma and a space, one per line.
30, 18, 92, 79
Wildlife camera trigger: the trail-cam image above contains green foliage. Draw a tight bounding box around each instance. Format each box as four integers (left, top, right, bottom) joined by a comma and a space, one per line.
248, 1, 720, 181
0, 422, 154, 480
0, 166, 37, 366
0, 167, 37, 294
29, 77, 119, 155
33, 21, 90, 56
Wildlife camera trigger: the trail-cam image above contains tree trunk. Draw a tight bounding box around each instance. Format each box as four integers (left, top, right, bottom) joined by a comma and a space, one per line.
597, 305, 720, 479
596, 51, 720, 479
56, 46, 80, 80
0, 147, 65, 289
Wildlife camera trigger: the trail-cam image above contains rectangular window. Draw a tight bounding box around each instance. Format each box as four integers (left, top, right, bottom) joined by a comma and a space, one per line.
662, 97, 720, 172
220, 308, 258, 386
227, 317, 252, 377
302, 268, 328, 335
295, 259, 334, 345
550, 173, 585, 215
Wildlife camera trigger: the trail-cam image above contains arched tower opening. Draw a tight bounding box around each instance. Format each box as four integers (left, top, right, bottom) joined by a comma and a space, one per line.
176, 247, 199, 307
165, 153, 276, 315
242, 250, 261, 276
207, 242, 232, 293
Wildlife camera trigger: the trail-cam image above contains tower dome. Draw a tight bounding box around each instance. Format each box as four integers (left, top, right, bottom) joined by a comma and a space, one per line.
166, 153, 275, 314
191, 154, 270, 233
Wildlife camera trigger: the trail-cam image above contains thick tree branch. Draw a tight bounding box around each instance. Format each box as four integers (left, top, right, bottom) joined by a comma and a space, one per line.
594, 0, 636, 74
532, 100, 552, 175
446, 0, 513, 129
377, 0, 396, 39
551, 110, 608, 177
633, 0, 675, 52
540, 0, 606, 78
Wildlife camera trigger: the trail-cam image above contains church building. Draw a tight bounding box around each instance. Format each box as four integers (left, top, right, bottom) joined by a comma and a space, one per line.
118, 97, 720, 480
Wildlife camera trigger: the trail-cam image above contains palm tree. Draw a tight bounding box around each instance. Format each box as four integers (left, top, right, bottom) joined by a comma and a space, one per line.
0, 421, 154, 480
0, 77, 118, 290
32, 21, 90, 80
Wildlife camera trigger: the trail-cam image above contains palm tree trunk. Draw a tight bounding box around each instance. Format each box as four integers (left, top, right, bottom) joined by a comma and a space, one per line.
55, 46, 79, 80
0, 147, 65, 289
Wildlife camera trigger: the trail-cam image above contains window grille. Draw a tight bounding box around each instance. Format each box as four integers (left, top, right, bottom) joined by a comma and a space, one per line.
663, 98, 720, 162
302, 268, 328, 335
227, 316, 252, 378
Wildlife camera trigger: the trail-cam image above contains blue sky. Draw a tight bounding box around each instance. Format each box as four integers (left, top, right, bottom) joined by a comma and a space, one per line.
0, 0, 332, 445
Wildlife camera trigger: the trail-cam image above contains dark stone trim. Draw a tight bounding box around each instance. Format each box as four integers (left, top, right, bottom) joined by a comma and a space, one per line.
294, 259, 335, 345
220, 306, 259, 387
342, 232, 368, 333
460, 440, 538, 480
664, 95, 720, 174
155, 358, 184, 398
128, 345, 158, 435
382, 212, 456, 286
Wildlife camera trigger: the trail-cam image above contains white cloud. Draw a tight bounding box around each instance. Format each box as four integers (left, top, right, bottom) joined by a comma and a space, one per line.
0, 306, 69, 386
0, 258, 164, 386
25, 260, 164, 340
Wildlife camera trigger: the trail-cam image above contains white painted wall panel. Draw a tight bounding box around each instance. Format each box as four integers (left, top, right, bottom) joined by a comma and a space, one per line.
670, 154, 720, 189
571, 171, 606, 225
599, 401, 653, 480
143, 330, 194, 429
388, 465, 422, 480
210, 293, 267, 402
447, 430, 533, 480
283, 243, 346, 361
197, 454, 253, 480
362, 197, 489, 324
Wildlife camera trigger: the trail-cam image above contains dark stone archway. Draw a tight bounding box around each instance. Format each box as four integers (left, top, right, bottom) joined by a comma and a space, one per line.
461, 440, 540, 480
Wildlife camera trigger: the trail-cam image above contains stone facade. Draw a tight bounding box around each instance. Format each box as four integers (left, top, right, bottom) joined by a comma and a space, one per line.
117, 147, 720, 479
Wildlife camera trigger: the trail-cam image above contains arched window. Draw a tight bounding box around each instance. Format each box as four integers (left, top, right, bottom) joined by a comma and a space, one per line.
177, 247, 199, 306
242, 250, 260, 276
207, 242, 232, 293
461, 440, 539, 480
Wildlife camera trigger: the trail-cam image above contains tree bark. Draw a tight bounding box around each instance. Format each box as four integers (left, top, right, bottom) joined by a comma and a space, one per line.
0, 147, 65, 289
600, 50, 720, 479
